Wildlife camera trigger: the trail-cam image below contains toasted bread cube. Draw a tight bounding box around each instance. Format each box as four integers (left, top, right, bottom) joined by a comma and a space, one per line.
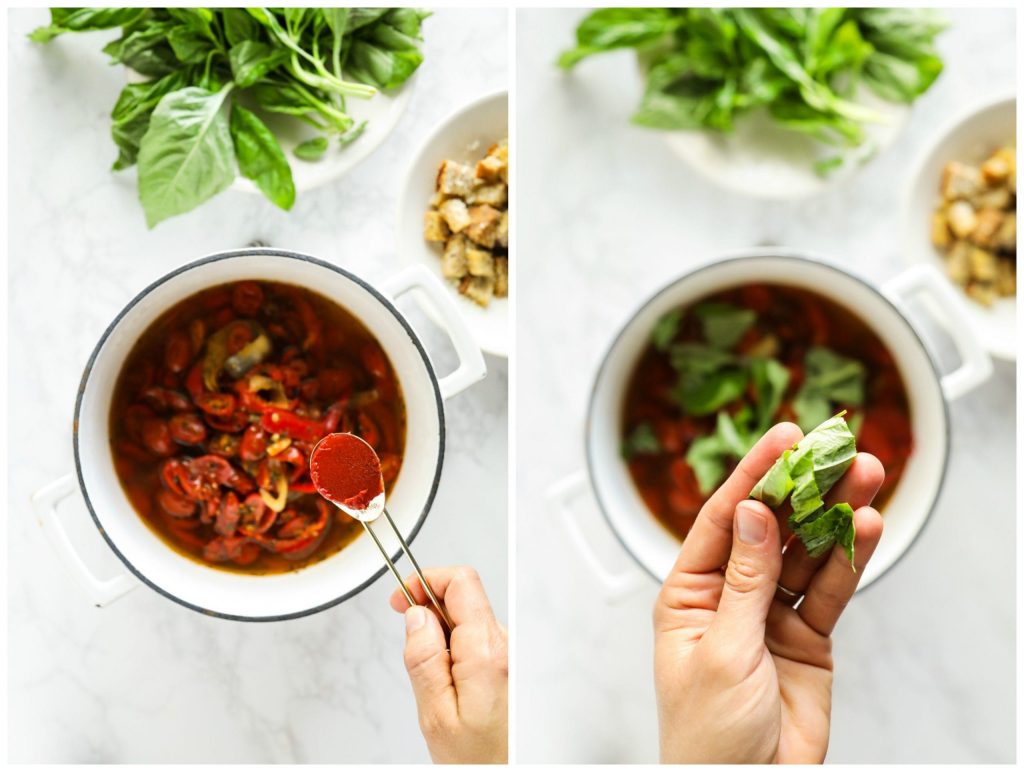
973, 186, 1012, 210
476, 155, 504, 182
437, 160, 476, 197
464, 204, 502, 248
429, 190, 447, 208
945, 241, 971, 286
423, 211, 450, 242
441, 234, 468, 279
460, 275, 495, 307
994, 212, 1016, 251
972, 208, 1004, 248
494, 256, 508, 298
946, 200, 978, 238
496, 210, 509, 249
981, 153, 1011, 185
941, 161, 983, 200
466, 247, 494, 278
468, 183, 508, 208
968, 247, 999, 281
931, 211, 951, 249
997, 257, 1016, 296
439, 198, 471, 233
966, 281, 997, 306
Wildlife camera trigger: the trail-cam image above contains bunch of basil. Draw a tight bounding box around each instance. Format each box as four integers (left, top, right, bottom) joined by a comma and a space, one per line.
30, 8, 429, 226
559, 8, 946, 162
623, 301, 866, 496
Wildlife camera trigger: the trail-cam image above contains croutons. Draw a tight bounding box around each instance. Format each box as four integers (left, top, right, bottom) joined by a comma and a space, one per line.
424, 137, 509, 307
439, 198, 471, 233
441, 234, 468, 280
464, 205, 502, 248
423, 211, 450, 242
466, 247, 494, 278
494, 257, 508, 298
932, 145, 1016, 306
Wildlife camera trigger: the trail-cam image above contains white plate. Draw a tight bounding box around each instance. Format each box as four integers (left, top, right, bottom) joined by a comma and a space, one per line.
661, 80, 909, 200
903, 94, 1016, 360
396, 90, 509, 358
234, 76, 416, 195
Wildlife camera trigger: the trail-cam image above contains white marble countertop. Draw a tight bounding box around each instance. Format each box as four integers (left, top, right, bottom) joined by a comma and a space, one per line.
8, 8, 507, 763
515, 8, 1016, 764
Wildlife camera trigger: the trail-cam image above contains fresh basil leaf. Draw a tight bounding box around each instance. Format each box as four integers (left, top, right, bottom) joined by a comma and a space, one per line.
669, 343, 747, 415
792, 502, 856, 566
229, 104, 295, 211
29, 7, 147, 42
222, 8, 260, 47
652, 309, 682, 351
558, 8, 680, 68
622, 422, 661, 460
104, 21, 179, 77
110, 70, 191, 169
136, 86, 236, 227
347, 39, 423, 90
168, 25, 213, 65
686, 433, 729, 494
694, 301, 757, 349
229, 41, 288, 88
294, 136, 329, 161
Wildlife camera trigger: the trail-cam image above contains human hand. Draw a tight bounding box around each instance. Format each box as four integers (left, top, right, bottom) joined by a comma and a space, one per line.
654, 423, 884, 764
390, 566, 508, 764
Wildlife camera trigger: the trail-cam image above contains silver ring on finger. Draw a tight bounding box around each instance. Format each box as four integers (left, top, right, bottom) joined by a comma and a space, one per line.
775, 582, 803, 607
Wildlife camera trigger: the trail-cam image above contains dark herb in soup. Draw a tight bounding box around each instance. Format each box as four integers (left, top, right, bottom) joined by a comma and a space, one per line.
622, 283, 913, 543
110, 280, 406, 573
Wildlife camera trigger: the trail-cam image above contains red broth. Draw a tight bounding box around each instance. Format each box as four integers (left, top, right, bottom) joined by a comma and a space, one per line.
109, 280, 406, 574
621, 283, 913, 543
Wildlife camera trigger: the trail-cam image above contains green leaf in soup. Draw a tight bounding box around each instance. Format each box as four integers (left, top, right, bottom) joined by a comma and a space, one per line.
29, 7, 148, 42
229, 41, 289, 88
694, 301, 757, 349
229, 103, 295, 211
294, 136, 329, 161
222, 8, 260, 47
621, 421, 661, 460
791, 502, 856, 566
651, 309, 682, 351
558, 8, 680, 69
673, 367, 748, 416
136, 86, 237, 227
792, 346, 865, 431
686, 433, 729, 495
791, 389, 832, 434
750, 357, 790, 431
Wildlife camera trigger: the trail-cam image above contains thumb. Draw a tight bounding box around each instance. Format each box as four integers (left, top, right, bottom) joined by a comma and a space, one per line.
711, 500, 782, 648
403, 606, 457, 722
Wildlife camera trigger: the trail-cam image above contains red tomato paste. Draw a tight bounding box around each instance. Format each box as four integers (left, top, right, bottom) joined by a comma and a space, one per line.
310, 433, 384, 511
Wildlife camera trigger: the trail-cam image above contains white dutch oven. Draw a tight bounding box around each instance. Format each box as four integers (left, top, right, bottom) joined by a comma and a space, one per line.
552, 251, 992, 601
31, 249, 486, 621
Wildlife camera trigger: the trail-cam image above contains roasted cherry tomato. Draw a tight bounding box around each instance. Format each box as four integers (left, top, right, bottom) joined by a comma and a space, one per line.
164, 331, 192, 374
169, 413, 207, 446
157, 488, 196, 518
195, 392, 237, 418
232, 282, 263, 317
141, 418, 174, 457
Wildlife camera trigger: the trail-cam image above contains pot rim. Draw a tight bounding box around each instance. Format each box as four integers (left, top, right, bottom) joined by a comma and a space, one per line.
73, 248, 445, 622
584, 248, 951, 593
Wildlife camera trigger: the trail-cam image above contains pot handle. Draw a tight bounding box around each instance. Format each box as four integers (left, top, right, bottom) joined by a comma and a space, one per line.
883, 265, 993, 401
31, 474, 138, 607
547, 471, 649, 603
380, 265, 487, 401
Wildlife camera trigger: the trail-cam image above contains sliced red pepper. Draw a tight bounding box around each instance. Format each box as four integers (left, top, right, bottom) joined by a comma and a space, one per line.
260, 408, 328, 443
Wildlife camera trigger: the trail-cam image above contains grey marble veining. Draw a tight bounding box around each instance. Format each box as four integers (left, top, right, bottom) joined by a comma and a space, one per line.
515, 8, 1016, 764
8, 8, 507, 763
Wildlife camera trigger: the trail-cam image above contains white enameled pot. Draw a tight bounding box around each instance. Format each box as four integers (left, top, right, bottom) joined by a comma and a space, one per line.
31, 249, 486, 621
551, 251, 992, 601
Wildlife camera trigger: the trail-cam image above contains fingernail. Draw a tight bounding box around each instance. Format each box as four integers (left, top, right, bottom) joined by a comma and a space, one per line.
737, 502, 767, 545
405, 605, 426, 633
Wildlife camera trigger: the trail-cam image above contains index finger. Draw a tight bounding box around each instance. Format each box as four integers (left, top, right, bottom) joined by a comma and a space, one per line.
671, 422, 803, 575
389, 565, 496, 627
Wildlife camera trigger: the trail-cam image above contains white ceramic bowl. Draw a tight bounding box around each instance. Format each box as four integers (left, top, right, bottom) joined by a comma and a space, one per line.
33, 249, 486, 620
397, 90, 509, 358
903, 94, 1016, 360
554, 250, 991, 600
662, 82, 909, 200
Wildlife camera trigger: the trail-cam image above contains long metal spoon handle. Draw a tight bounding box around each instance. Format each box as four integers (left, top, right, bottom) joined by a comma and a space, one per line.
360, 520, 416, 609
383, 508, 455, 632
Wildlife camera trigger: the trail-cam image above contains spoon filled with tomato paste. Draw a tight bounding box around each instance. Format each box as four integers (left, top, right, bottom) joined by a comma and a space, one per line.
310, 433, 452, 631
